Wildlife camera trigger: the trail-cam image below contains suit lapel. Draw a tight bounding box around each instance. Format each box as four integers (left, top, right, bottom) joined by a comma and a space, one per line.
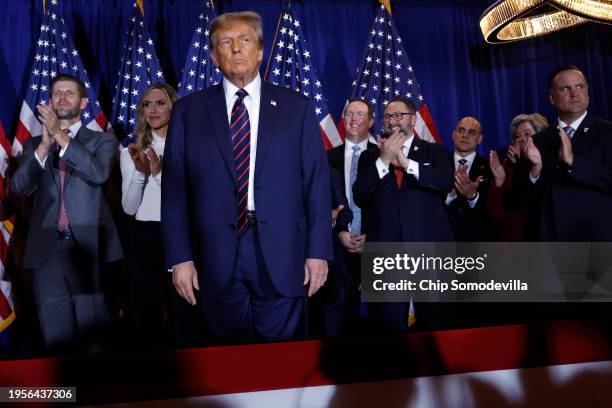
47, 145, 61, 192
407, 138, 425, 163
254, 83, 279, 181
62, 127, 88, 188
206, 85, 237, 183
571, 114, 595, 155
469, 154, 485, 179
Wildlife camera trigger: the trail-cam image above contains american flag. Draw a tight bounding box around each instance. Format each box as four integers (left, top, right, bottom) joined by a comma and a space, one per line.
0, 121, 15, 333
111, 0, 165, 146
264, 2, 342, 149
344, 1, 440, 143
178, 0, 221, 97
12, 0, 109, 157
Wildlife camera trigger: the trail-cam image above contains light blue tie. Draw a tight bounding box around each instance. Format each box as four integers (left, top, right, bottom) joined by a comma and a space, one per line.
564, 126, 575, 138
349, 145, 361, 234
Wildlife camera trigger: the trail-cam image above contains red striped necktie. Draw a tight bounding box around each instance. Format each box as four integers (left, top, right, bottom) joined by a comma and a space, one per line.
230, 89, 251, 235
57, 128, 71, 232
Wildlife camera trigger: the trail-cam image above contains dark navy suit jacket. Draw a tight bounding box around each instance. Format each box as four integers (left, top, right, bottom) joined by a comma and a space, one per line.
161, 82, 333, 299
353, 137, 454, 242
445, 152, 495, 241
523, 114, 612, 241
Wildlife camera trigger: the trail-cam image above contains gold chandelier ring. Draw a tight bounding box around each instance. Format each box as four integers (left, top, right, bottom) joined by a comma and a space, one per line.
480, 0, 588, 43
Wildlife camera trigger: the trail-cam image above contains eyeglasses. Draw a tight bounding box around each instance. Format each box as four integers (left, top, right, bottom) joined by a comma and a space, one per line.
383, 112, 415, 121
343, 111, 368, 119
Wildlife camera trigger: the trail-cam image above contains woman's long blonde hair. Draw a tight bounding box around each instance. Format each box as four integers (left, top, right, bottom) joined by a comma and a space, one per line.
135, 83, 179, 151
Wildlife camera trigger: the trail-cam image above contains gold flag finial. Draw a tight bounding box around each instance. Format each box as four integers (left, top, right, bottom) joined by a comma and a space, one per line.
42, 0, 46, 13
136, 0, 144, 16
379, 0, 391, 14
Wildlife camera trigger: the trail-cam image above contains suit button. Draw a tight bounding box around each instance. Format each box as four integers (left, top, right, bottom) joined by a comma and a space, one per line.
229, 224, 236, 230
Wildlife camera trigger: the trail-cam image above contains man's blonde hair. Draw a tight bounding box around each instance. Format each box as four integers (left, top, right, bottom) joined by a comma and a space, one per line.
209, 11, 264, 50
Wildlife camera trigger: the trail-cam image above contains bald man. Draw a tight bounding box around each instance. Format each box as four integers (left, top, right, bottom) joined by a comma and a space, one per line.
445, 117, 496, 242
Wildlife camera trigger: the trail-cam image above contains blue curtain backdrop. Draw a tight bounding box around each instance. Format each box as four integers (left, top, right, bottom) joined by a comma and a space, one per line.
0, 0, 611, 154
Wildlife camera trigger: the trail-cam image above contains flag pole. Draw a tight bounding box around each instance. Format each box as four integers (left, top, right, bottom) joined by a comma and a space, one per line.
379, 0, 392, 15
263, 1, 286, 79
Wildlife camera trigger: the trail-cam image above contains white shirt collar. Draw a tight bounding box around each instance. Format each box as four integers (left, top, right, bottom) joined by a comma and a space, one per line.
64, 121, 82, 138
345, 138, 369, 152
402, 134, 415, 154
454, 151, 476, 168
559, 110, 588, 131
222, 74, 262, 103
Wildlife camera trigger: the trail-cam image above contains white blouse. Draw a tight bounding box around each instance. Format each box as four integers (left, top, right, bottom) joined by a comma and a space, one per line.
120, 132, 165, 222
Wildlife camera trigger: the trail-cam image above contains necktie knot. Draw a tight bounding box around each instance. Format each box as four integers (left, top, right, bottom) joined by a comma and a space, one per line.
458, 158, 468, 167
564, 126, 575, 138
236, 88, 248, 100
352, 145, 360, 154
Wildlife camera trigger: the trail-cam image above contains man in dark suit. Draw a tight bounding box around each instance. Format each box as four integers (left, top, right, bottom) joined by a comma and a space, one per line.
309, 168, 352, 337
522, 65, 612, 241
444, 117, 496, 241
161, 11, 332, 343
353, 97, 453, 331
327, 98, 377, 331
11, 74, 122, 352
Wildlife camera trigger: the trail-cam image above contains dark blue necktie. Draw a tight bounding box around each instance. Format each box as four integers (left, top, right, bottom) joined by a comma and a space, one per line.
230, 89, 250, 234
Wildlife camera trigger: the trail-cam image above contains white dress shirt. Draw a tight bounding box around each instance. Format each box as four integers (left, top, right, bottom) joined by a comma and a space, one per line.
222, 74, 261, 211
375, 134, 420, 179
120, 132, 165, 221
559, 110, 587, 135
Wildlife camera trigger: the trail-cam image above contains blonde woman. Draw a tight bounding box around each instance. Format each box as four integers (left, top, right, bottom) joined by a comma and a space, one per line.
120, 84, 200, 348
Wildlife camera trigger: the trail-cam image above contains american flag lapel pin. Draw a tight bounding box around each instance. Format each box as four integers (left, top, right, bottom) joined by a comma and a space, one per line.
271, 100, 277, 106
584, 127, 589, 133
413, 145, 419, 151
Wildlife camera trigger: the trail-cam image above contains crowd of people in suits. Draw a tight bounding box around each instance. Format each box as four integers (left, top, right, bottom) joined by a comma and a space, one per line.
2, 10, 610, 357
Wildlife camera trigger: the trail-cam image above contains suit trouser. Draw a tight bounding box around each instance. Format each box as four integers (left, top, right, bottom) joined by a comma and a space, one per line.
32, 237, 110, 352
309, 235, 346, 337
202, 226, 307, 343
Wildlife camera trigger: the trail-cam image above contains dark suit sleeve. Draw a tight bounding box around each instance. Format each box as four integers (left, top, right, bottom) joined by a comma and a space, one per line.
301, 100, 333, 260
352, 149, 387, 209
330, 167, 352, 233
161, 104, 194, 270
11, 138, 45, 196
62, 131, 116, 185
417, 143, 454, 193
569, 136, 612, 193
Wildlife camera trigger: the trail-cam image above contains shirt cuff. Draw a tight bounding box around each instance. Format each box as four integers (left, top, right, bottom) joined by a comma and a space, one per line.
405, 160, 419, 180
445, 193, 456, 206
58, 140, 70, 157
152, 171, 162, 186
375, 158, 389, 179
168, 260, 194, 273
34, 150, 47, 168
467, 192, 479, 208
